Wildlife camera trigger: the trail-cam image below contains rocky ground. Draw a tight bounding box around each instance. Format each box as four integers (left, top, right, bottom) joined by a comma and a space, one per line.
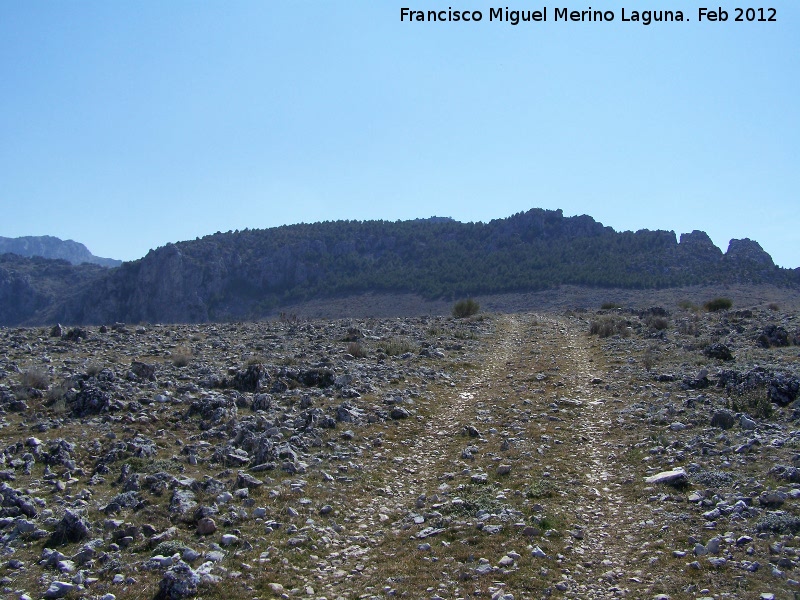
1, 294, 799, 600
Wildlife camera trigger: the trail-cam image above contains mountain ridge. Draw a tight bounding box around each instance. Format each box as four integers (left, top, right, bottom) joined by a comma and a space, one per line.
1, 208, 797, 326
0, 235, 122, 268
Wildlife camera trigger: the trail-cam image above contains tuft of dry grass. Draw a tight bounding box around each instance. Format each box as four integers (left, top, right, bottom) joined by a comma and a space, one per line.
171, 345, 193, 367
346, 341, 367, 358
20, 367, 50, 389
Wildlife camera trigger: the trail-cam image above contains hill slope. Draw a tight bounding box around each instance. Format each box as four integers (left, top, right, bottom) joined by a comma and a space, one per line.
3, 208, 797, 325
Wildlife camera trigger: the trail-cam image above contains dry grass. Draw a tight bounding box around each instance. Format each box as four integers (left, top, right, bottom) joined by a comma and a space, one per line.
588, 315, 631, 338
171, 345, 193, 367
20, 366, 50, 389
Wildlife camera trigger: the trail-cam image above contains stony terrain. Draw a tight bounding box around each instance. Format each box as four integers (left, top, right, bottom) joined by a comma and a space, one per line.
0, 295, 799, 600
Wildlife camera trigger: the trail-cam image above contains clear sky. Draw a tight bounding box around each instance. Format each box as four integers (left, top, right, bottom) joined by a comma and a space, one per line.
1, 1, 798, 267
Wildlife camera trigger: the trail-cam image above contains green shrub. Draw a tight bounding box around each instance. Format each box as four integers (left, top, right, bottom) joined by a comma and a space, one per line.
453, 298, 480, 318
704, 297, 732, 312
730, 383, 773, 420
600, 302, 622, 310
644, 315, 669, 331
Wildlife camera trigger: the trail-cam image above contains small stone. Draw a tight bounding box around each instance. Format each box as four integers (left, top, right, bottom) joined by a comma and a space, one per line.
760, 490, 788, 508
708, 557, 727, 568
644, 468, 687, 486
44, 582, 75, 599
710, 410, 736, 430
196, 518, 217, 536
532, 546, 547, 558
496, 464, 512, 475
740, 415, 757, 430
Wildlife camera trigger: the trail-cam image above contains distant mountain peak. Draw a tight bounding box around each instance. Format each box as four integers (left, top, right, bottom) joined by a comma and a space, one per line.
0, 235, 121, 267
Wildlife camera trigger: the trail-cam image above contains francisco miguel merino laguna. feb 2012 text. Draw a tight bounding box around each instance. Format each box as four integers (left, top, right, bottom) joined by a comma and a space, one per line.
399, 7, 779, 25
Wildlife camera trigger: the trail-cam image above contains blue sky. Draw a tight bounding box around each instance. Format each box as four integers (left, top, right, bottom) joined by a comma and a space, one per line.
1, 1, 798, 267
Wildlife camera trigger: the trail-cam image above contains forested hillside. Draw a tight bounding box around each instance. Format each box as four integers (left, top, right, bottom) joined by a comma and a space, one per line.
2, 209, 796, 325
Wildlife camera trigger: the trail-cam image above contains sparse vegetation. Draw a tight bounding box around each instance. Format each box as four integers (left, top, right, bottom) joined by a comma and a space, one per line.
377, 336, 417, 356
642, 344, 658, 371
452, 298, 480, 318
1, 301, 799, 600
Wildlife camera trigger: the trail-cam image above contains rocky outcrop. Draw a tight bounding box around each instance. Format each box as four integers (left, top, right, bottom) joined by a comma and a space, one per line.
725, 238, 775, 267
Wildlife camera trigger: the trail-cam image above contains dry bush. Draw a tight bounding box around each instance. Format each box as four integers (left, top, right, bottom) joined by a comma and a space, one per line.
644, 315, 669, 331
346, 341, 367, 358
378, 337, 417, 356
86, 362, 103, 377
172, 346, 193, 367
20, 367, 50, 390
642, 345, 658, 371
677, 314, 702, 336
589, 316, 630, 338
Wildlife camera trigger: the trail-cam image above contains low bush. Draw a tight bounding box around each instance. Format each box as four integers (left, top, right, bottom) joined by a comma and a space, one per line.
644, 315, 669, 331
172, 346, 193, 367
600, 302, 622, 310
453, 298, 480, 318
346, 341, 367, 358
704, 297, 733, 312
378, 337, 416, 356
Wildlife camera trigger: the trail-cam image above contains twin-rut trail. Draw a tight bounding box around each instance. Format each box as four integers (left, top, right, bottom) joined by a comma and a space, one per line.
312, 314, 657, 599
